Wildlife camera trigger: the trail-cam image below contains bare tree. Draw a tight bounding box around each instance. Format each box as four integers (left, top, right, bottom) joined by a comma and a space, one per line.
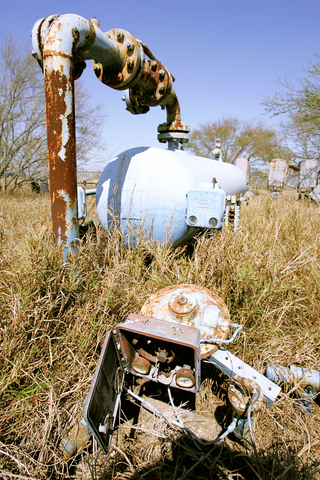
0, 36, 107, 192
0, 36, 47, 191
187, 117, 288, 166
263, 56, 320, 162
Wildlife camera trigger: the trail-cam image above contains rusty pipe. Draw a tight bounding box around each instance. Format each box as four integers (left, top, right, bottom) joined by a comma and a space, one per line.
32, 15, 122, 256
32, 13, 189, 255
43, 55, 78, 256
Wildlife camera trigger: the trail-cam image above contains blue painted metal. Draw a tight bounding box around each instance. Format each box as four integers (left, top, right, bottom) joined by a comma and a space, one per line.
266, 364, 320, 412
266, 365, 320, 392
96, 146, 246, 246
186, 187, 226, 229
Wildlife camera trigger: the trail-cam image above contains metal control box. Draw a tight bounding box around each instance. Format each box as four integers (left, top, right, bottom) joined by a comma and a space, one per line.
116, 313, 201, 393
186, 188, 226, 229
83, 314, 201, 452
83, 331, 124, 453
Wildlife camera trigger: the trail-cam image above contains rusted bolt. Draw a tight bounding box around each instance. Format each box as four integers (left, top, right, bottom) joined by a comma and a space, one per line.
117, 72, 123, 82
127, 43, 134, 54
150, 94, 155, 101
177, 295, 187, 305
127, 58, 134, 70
117, 31, 124, 42
151, 61, 157, 71
159, 69, 165, 80
158, 84, 165, 94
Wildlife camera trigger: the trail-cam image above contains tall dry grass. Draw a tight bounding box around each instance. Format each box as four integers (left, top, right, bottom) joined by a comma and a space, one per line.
0, 189, 320, 479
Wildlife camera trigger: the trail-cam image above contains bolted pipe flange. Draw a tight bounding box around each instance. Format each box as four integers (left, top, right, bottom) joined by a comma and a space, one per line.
93, 28, 144, 90
127, 59, 172, 109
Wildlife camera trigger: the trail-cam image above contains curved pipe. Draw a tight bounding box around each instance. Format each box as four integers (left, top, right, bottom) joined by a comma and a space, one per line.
32, 13, 188, 255
32, 14, 124, 257
32, 14, 121, 68
160, 90, 181, 125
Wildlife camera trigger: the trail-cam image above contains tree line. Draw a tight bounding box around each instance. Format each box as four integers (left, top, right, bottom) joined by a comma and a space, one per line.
0, 36, 106, 191
188, 56, 320, 169
0, 34, 318, 191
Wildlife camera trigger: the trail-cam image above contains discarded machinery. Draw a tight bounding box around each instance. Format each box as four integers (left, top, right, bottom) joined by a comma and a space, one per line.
285, 159, 320, 201
268, 158, 288, 198
96, 140, 246, 247
32, 14, 246, 255
269, 158, 320, 202
266, 364, 320, 412
297, 159, 320, 201
83, 285, 280, 454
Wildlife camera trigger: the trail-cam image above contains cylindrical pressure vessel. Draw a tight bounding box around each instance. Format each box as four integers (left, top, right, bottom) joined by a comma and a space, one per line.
96, 146, 246, 246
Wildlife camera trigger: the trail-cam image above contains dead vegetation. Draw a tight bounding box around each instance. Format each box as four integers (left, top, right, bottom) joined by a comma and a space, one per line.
0, 189, 320, 479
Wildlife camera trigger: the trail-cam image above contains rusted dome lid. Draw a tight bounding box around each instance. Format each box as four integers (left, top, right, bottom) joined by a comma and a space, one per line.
140, 284, 230, 358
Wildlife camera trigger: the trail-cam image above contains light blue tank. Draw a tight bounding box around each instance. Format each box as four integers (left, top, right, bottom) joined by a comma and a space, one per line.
96, 146, 246, 246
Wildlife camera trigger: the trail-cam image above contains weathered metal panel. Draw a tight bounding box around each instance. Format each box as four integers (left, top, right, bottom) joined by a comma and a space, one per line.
268, 159, 287, 188
235, 157, 248, 183
83, 331, 124, 454
285, 165, 299, 189
310, 184, 320, 203
208, 349, 281, 407
186, 187, 226, 229
116, 313, 201, 393
299, 159, 319, 189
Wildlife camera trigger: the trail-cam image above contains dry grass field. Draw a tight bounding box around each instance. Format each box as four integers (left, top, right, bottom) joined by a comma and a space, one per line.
0, 189, 320, 479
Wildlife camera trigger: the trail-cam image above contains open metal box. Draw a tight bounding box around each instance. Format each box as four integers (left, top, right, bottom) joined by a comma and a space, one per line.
83, 313, 201, 452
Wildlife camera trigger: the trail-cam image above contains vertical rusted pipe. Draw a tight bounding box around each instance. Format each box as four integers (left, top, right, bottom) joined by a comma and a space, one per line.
43, 55, 78, 257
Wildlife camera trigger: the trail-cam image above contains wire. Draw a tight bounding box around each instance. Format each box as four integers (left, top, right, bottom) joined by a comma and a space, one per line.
246, 404, 256, 448
124, 385, 238, 447
167, 386, 237, 446
167, 386, 184, 428
123, 386, 172, 427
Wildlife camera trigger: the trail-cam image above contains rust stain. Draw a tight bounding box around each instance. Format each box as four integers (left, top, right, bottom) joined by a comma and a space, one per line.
45, 65, 77, 245
140, 284, 230, 359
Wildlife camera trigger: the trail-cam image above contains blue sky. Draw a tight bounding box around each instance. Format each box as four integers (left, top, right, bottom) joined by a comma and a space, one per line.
1, 0, 319, 169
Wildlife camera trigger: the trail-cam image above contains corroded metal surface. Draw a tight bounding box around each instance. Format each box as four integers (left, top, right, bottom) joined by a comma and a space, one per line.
44, 55, 78, 254
268, 158, 287, 190
116, 313, 201, 392
140, 284, 230, 358
93, 28, 143, 90
285, 164, 300, 189
228, 377, 263, 415
32, 13, 191, 255
266, 365, 320, 392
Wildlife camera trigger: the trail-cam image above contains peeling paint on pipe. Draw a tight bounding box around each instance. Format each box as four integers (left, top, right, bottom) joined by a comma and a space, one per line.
44, 55, 78, 257
33, 14, 121, 257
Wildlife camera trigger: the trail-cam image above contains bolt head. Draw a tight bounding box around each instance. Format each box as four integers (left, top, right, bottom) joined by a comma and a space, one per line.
127, 59, 134, 69
178, 295, 187, 305
151, 61, 157, 71
158, 84, 165, 94
159, 69, 165, 80
127, 43, 134, 53
117, 72, 123, 82
117, 31, 124, 42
